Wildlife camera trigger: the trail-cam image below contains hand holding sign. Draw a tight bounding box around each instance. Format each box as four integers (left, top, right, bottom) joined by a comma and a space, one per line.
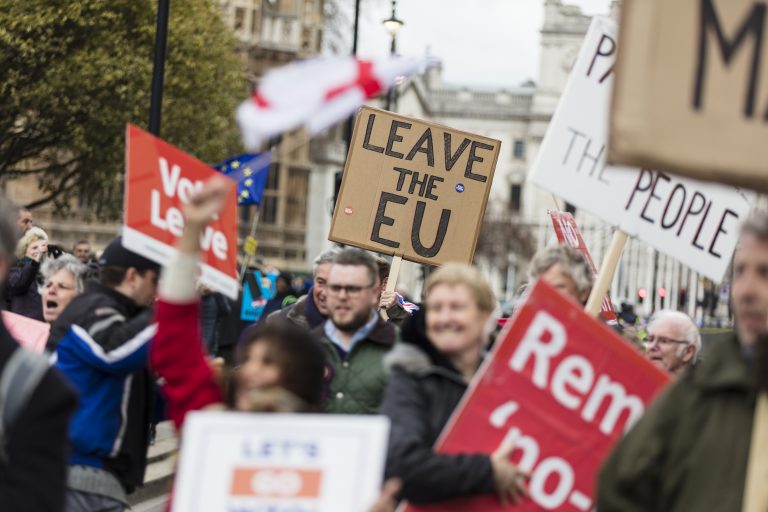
177, 176, 233, 255
491, 441, 530, 507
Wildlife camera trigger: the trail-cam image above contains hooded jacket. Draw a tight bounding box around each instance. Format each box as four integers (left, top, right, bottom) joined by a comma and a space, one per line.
378, 310, 495, 504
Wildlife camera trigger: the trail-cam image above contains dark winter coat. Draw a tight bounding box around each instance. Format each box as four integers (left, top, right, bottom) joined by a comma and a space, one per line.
597, 334, 756, 511
50, 282, 155, 494
313, 315, 397, 414
6, 257, 43, 321
378, 341, 495, 504
0, 318, 77, 511
269, 291, 325, 330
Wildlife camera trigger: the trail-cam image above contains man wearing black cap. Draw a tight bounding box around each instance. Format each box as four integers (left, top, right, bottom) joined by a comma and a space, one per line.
50, 236, 160, 512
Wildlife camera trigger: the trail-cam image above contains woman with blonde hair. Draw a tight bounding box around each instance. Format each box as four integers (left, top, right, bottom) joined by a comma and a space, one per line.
379, 263, 529, 506
7, 226, 48, 320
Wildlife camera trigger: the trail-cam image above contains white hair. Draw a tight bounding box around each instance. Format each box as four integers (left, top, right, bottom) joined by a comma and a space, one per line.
40, 254, 88, 294
648, 310, 701, 363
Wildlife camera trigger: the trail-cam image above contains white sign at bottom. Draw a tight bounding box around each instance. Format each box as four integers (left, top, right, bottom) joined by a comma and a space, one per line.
173, 412, 390, 512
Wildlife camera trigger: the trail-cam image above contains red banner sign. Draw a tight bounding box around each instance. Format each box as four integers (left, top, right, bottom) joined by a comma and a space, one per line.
123, 124, 238, 299
405, 280, 668, 512
548, 210, 617, 323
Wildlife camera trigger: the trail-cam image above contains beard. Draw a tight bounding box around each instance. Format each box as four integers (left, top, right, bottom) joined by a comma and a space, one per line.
332, 306, 372, 334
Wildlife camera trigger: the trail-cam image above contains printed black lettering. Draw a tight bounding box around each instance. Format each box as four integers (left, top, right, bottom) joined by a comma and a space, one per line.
385, 120, 412, 159
708, 208, 738, 258
464, 141, 493, 183
362, 114, 384, 153
406, 128, 435, 167
694, 0, 766, 117
411, 201, 450, 258
444, 134, 471, 171
371, 192, 407, 248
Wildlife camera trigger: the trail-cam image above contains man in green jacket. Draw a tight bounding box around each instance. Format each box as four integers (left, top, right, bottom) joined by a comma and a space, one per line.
597, 213, 768, 511
314, 248, 397, 414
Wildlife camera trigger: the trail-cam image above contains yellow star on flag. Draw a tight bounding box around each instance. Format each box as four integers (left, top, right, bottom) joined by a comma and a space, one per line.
244, 178, 253, 186
231, 161, 240, 169
241, 190, 249, 198
244, 167, 253, 176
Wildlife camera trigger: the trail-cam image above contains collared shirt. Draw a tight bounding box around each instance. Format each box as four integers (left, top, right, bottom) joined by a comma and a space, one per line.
323, 310, 378, 357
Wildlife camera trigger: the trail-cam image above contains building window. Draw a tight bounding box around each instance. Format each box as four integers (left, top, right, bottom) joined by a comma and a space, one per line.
235, 7, 246, 30
251, 9, 259, 35
285, 166, 309, 227
513, 139, 525, 159
565, 202, 576, 215
509, 184, 522, 213
260, 163, 280, 225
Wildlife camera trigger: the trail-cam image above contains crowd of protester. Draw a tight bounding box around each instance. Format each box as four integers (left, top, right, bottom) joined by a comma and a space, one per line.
0, 179, 765, 512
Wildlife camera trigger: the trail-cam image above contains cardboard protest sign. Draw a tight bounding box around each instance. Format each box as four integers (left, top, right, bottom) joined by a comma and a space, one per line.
172, 412, 390, 512
548, 211, 617, 323
329, 107, 500, 266
123, 124, 238, 299
2, 311, 50, 353
610, 0, 768, 192
404, 280, 669, 512
528, 17, 754, 282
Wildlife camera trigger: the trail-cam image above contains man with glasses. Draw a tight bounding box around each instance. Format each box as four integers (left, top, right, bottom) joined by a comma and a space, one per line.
598, 213, 768, 511
643, 310, 700, 377
50, 236, 160, 512
268, 249, 337, 330
315, 248, 397, 414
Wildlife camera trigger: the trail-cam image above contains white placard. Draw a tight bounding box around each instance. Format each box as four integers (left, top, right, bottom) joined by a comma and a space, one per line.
172, 412, 390, 512
528, 16, 754, 282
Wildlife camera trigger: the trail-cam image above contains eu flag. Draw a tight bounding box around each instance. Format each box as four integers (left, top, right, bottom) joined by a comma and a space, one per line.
213, 153, 271, 205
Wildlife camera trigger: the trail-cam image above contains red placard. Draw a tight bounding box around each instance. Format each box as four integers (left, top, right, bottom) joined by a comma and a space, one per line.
548, 210, 617, 323
123, 124, 238, 299
404, 280, 669, 512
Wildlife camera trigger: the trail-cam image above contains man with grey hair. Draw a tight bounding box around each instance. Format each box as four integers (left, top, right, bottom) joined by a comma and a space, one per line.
0, 197, 77, 511
268, 248, 338, 330
528, 244, 594, 305
598, 211, 768, 510
644, 310, 700, 377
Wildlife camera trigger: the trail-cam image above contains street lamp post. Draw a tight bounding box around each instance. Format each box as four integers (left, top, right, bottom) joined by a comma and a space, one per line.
382, 0, 404, 111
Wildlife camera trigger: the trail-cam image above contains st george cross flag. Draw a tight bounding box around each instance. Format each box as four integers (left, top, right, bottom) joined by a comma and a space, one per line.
237, 56, 425, 150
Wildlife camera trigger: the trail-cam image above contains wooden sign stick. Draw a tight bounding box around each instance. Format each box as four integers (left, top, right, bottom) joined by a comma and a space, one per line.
584, 230, 628, 317
380, 255, 403, 321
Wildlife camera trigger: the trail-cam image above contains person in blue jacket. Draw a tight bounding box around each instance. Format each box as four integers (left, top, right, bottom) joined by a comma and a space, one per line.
51, 236, 159, 512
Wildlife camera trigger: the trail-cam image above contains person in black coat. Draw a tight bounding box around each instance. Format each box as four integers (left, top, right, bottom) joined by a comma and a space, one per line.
0, 199, 77, 512
379, 263, 528, 506
6, 226, 49, 321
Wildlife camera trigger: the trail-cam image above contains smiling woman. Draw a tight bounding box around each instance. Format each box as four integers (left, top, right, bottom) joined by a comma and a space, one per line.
379, 263, 531, 506
39, 255, 87, 324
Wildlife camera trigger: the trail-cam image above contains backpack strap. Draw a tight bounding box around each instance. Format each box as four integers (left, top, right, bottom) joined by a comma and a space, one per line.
0, 348, 50, 463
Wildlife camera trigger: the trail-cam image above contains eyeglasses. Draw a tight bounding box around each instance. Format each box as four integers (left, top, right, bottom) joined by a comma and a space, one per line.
644, 335, 689, 346
327, 283, 374, 296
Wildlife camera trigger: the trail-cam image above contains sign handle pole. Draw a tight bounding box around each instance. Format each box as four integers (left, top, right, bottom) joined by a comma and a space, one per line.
585, 230, 627, 317
380, 255, 403, 320
239, 206, 261, 285
551, 194, 562, 211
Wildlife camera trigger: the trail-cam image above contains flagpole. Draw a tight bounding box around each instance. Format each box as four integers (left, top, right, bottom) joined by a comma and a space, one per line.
239, 206, 261, 285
